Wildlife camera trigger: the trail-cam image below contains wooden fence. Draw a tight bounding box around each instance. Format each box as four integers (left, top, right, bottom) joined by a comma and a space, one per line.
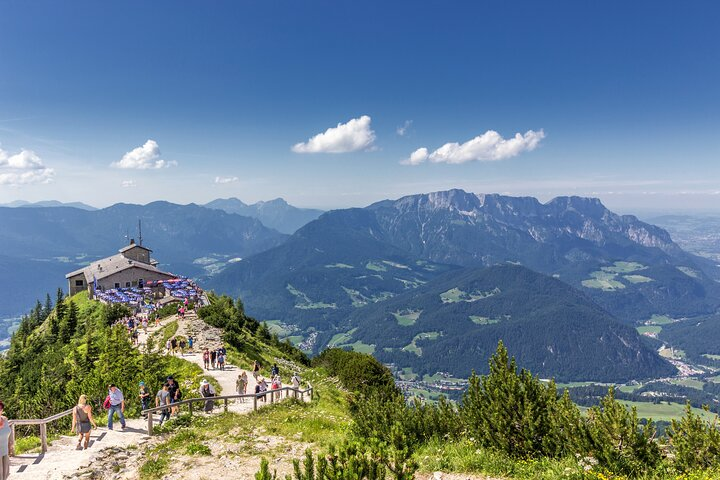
141, 384, 313, 435
8, 408, 75, 455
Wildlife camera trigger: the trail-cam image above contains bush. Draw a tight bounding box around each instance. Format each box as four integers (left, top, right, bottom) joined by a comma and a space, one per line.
668, 403, 720, 472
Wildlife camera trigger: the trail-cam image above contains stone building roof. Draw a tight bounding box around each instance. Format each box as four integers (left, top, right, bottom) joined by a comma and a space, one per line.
118, 243, 152, 254
65, 253, 172, 283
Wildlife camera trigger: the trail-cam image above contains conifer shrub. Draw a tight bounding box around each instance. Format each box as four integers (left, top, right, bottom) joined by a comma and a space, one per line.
668, 403, 720, 472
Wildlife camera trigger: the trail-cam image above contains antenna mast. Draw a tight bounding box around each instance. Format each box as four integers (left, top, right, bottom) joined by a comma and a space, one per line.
138, 219, 143, 247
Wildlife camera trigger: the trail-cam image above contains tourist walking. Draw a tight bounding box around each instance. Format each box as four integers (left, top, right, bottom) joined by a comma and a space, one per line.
165, 339, 172, 355
203, 348, 210, 369
179, 339, 186, 356
199, 379, 216, 413
291, 372, 301, 389
106, 384, 126, 430
271, 363, 279, 377
170, 337, 178, 355
188, 335, 194, 352
217, 350, 225, 371
155, 383, 171, 426
139, 382, 151, 418
271, 375, 282, 401
236, 373, 247, 401
210, 349, 217, 369
252, 360, 261, 380
71, 395, 97, 450
258, 377, 268, 402
0, 401, 13, 480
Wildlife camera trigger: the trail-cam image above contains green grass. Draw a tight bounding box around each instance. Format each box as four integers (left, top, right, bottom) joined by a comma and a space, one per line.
637, 325, 662, 335
619, 400, 716, 422
618, 383, 643, 393
677, 266, 699, 278
401, 332, 440, 356
345, 341, 375, 354
422, 373, 467, 383
647, 314, 674, 325
669, 378, 705, 390
582, 270, 626, 291
602, 261, 646, 273
624, 274, 653, 283
264, 320, 295, 337
286, 284, 336, 310
382, 260, 410, 269
150, 320, 179, 349
365, 261, 387, 272
659, 347, 685, 359
415, 439, 589, 480
399, 367, 418, 381
341, 287, 369, 307
392, 310, 422, 326
324, 263, 354, 269
328, 328, 357, 347
469, 315, 500, 325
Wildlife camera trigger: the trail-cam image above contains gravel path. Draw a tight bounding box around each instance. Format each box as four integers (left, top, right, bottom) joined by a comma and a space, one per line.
8, 311, 300, 479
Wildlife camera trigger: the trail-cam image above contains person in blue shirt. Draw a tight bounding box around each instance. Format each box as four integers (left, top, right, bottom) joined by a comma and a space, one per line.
107, 384, 126, 430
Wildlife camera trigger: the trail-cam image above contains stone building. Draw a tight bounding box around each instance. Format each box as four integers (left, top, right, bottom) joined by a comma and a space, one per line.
65, 240, 175, 296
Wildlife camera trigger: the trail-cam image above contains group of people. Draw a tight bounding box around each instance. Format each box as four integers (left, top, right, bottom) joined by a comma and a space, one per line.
166, 336, 193, 356
202, 346, 226, 370
245, 363, 301, 403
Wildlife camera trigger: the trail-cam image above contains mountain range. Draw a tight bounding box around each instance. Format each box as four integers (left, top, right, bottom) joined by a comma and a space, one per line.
0, 202, 288, 318
204, 197, 323, 234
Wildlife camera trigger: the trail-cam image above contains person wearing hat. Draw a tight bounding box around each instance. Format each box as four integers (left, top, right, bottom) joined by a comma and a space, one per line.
138, 381, 151, 418
198, 379, 216, 413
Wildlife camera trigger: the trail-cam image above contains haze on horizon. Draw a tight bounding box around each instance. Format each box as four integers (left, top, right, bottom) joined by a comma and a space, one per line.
1, 1, 719, 214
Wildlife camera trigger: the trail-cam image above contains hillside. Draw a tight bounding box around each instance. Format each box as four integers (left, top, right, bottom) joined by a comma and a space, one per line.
0, 202, 288, 317
208, 208, 455, 332
341, 264, 674, 382
204, 197, 323, 234
211, 189, 720, 324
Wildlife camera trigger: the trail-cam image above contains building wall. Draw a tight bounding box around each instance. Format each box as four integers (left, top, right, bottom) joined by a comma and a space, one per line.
96, 267, 174, 291
121, 246, 151, 264
67, 273, 87, 296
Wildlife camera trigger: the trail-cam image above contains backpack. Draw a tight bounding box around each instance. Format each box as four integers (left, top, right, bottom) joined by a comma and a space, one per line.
103, 395, 112, 410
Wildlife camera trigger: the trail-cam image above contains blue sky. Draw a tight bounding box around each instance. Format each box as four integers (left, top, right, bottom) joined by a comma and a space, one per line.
1, 1, 719, 212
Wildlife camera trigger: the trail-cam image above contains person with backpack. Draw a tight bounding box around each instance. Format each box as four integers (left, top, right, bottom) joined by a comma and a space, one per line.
155, 383, 171, 426
271, 363, 279, 377
139, 382, 151, 418
71, 395, 97, 450
291, 372, 301, 390
106, 384, 126, 430
210, 349, 217, 369
252, 360, 261, 380
199, 379, 216, 413
188, 335, 194, 352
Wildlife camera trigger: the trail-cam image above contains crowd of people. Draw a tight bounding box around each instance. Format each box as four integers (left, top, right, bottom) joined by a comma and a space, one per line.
202, 346, 227, 370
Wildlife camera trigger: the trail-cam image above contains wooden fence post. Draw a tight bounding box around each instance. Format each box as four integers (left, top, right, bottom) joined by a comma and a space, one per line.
40, 423, 47, 454
10, 424, 15, 456
253, 395, 258, 411
189, 401, 193, 417
224, 398, 228, 412
147, 412, 153, 436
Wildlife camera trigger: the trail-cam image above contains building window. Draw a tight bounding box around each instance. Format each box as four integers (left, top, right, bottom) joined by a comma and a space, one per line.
115, 283, 120, 288
75, 280, 84, 287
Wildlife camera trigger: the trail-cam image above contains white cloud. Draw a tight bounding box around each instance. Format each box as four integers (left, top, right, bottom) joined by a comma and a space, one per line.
401, 147, 429, 166
112, 140, 177, 169
121, 180, 137, 188
215, 176, 239, 184
292, 115, 376, 153
396, 120, 412, 136
403, 129, 545, 166
0, 146, 54, 186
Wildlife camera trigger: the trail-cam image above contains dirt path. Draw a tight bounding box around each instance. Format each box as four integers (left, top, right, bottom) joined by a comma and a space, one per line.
8, 311, 299, 479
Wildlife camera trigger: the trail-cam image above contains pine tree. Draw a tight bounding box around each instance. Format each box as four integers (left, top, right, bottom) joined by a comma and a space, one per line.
42, 293, 53, 320
59, 300, 79, 343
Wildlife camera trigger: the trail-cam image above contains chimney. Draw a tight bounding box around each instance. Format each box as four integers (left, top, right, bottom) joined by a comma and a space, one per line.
130, 238, 135, 245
